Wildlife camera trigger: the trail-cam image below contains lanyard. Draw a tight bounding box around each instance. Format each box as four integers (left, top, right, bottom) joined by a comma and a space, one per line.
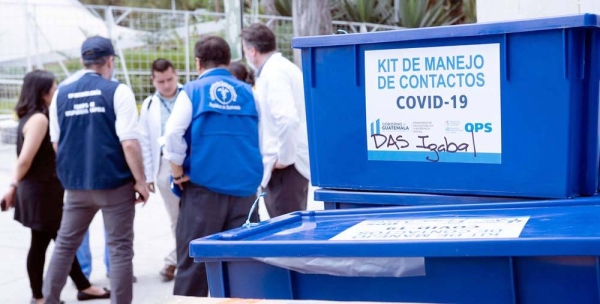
156, 88, 181, 114
158, 96, 173, 114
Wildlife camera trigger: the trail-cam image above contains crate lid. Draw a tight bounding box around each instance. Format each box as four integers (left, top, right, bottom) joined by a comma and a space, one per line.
292, 14, 600, 48
314, 189, 527, 206
190, 197, 600, 261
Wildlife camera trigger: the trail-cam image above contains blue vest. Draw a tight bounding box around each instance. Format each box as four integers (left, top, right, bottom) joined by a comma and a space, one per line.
56, 73, 133, 190
184, 68, 263, 197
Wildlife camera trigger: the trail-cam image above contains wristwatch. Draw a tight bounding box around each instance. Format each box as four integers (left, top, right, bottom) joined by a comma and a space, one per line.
173, 174, 185, 181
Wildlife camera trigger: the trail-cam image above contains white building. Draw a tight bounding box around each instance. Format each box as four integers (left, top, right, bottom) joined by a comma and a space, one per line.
478, 0, 600, 22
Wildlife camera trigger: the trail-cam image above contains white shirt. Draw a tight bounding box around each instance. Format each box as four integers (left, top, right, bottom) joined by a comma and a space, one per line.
254, 53, 310, 187
163, 90, 192, 166
139, 85, 183, 183
49, 70, 139, 143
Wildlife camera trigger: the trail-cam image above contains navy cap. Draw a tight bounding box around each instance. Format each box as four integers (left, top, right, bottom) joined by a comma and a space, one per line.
81, 36, 116, 61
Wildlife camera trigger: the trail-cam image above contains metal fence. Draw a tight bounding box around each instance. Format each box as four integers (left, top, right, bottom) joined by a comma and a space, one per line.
0, 1, 402, 114
0, 79, 20, 144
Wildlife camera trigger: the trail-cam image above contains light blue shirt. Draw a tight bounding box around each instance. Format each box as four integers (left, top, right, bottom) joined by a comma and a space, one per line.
157, 92, 177, 137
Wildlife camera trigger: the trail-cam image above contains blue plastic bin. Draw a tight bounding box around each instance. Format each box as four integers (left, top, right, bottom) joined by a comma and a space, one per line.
191, 197, 600, 304
292, 15, 600, 199
316, 188, 531, 210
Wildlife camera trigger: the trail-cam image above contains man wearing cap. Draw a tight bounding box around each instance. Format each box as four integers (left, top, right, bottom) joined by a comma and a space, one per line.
43, 36, 149, 304
58, 58, 129, 284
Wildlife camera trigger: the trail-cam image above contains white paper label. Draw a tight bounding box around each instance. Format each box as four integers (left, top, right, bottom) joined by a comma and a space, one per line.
330, 217, 530, 241
364, 44, 502, 163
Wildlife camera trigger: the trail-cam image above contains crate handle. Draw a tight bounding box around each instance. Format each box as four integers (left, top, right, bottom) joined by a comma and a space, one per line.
242, 191, 266, 228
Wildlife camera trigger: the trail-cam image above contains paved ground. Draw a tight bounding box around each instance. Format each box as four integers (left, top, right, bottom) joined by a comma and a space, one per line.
0, 144, 322, 303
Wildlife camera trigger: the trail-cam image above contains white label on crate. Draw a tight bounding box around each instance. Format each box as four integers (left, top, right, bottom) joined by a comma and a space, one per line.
330, 217, 530, 241
364, 44, 502, 164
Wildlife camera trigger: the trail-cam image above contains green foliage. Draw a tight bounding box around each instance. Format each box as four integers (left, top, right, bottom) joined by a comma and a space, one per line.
274, 0, 292, 17
398, 0, 464, 28
330, 0, 393, 24
328, 0, 470, 28
397, 0, 428, 28
462, 0, 477, 24
81, 0, 475, 27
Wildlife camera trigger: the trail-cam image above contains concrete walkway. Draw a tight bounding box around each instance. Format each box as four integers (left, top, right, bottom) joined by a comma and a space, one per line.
0, 144, 322, 303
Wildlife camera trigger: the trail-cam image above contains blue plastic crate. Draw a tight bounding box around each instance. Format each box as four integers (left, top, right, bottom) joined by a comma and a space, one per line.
315, 188, 530, 210
292, 14, 600, 199
191, 197, 600, 304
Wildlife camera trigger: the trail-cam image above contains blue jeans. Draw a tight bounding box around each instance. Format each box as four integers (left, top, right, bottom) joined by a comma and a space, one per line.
75, 229, 110, 278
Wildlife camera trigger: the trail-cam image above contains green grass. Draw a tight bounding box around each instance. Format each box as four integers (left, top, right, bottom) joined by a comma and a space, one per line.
0, 99, 17, 116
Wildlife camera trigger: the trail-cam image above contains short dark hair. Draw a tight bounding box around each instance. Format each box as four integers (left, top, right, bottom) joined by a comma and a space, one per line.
194, 36, 231, 69
228, 61, 255, 86
15, 70, 55, 118
83, 55, 110, 68
241, 23, 276, 54
151, 58, 175, 77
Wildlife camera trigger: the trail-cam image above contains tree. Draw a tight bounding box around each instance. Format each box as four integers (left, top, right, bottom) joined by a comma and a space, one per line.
260, 0, 278, 30
261, 0, 279, 15
292, 0, 332, 66
330, 0, 393, 25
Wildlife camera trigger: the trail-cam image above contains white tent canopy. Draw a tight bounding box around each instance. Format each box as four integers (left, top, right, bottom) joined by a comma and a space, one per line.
0, 0, 145, 68
0, 0, 228, 74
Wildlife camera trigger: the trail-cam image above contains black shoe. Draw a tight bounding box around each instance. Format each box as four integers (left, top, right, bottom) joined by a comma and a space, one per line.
77, 287, 111, 301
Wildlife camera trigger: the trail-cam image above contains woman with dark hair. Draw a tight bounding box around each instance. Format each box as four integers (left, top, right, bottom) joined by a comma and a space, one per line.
2, 70, 110, 304
228, 61, 255, 86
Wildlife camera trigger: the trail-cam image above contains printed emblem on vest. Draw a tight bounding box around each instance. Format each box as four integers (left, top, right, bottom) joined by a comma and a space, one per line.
209, 81, 240, 110
65, 100, 106, 117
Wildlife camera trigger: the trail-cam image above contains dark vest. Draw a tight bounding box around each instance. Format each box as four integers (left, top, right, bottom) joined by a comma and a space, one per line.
56, 73, 132, 190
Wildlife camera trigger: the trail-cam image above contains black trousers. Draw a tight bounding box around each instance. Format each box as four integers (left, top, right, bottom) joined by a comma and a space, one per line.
264, 164, 309, 218
28, 229, 91, 299
173, 183, 258, 297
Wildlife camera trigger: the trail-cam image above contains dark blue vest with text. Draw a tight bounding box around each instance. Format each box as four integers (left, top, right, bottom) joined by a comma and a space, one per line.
56, 73, 132, 190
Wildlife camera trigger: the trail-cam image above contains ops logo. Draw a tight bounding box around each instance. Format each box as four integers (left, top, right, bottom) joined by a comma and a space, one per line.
465, 122, 492, 133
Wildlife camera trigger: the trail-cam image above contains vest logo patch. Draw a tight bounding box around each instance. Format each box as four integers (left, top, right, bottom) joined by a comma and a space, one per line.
210, 81, 237, 104
209, 81, 240, 110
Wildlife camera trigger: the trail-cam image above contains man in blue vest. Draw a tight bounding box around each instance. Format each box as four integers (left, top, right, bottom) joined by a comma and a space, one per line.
43, 36, 149, 304
163, 35, 263, 297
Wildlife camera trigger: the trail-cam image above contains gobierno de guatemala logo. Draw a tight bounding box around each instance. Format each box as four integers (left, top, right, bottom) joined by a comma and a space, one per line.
210, 81, 237, 105
370, 119, 409, 135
